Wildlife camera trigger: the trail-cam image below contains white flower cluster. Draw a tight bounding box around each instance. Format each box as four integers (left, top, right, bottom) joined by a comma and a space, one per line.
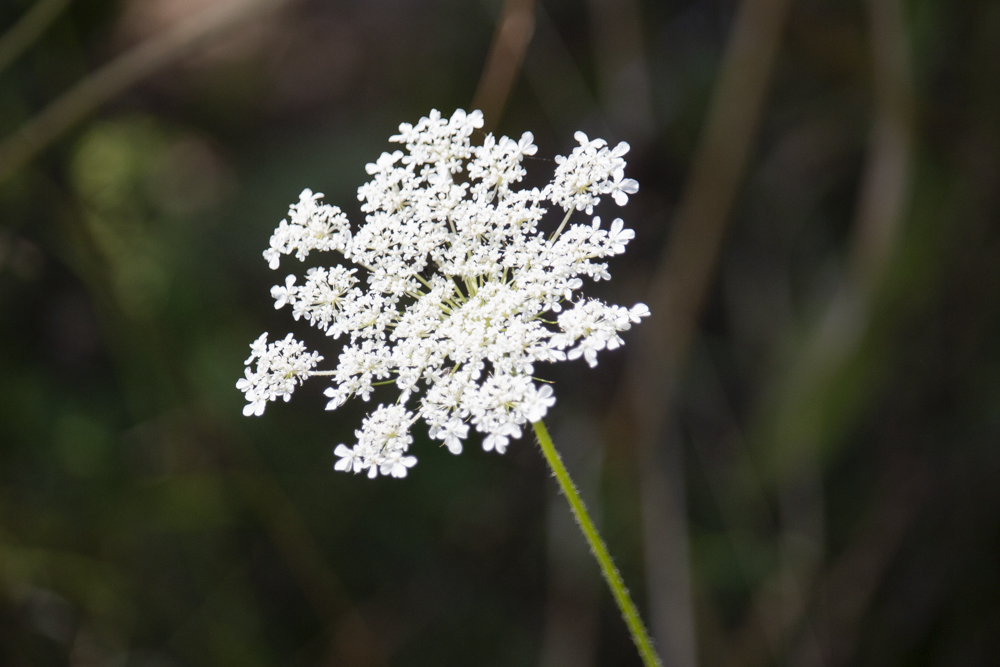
236, 333, 323, 416
238, 109, 648, 478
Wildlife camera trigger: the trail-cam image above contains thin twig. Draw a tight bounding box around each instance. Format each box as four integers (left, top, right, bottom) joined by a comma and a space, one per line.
0, 0, 290, 185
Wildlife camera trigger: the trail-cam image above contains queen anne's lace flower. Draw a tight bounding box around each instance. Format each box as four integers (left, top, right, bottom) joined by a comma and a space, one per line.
238, 109, 648, 478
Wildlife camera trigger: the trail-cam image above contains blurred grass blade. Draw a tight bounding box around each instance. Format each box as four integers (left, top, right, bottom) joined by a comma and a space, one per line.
0, 0, 71, 77
472, 0, 535, 132
586, 0, 654, 141
0, 0, 291, 185
620, 0, 792, 664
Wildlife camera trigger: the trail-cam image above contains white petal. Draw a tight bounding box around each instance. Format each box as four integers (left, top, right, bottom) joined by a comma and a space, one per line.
630, 303, 651, 322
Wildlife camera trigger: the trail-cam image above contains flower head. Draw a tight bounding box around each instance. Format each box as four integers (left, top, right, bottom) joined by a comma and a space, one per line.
238, 109, 648, 478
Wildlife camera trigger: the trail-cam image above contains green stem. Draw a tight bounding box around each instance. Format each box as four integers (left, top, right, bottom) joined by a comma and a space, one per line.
532, 419, 663, 667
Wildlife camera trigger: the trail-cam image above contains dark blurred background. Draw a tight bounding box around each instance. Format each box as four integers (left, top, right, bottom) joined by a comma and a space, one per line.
1, 0, 999, 665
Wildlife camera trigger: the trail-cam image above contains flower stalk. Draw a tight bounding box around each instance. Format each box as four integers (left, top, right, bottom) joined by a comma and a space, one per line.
532, 419, 662, 667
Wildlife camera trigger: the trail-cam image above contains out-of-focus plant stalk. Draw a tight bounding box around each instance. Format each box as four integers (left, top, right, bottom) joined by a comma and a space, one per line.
726, 0, 916, 663
230, 469, 385, 666
472, 0, 536, 133
586, 0, 654, 141
0, 0, 291, 185
619, 0, 791, 664
0, 0, 71, 76
784, 0, 915, 662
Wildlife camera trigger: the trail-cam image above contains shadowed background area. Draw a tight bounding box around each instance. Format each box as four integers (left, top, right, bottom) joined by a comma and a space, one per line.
1, 0, 999, 665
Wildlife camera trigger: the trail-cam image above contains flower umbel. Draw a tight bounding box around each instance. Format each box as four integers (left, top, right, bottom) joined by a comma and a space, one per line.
238, 108, 647, 478
236, 333, 322, 417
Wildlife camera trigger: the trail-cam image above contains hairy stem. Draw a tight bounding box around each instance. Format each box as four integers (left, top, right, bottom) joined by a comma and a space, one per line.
532, 419, 662, 667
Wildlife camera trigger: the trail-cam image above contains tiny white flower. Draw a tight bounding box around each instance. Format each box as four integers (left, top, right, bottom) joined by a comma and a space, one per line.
239, 109, 647, 477
380, 452, 418, 478
334, 444, 359, 472
523, 384, 556, 423
430, 419, 469, 455
612, 177, 640, 206
629, 303, 651, 323
483, 422, 521, 454
607, 218, 635, 254
271, 275, 297, 309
